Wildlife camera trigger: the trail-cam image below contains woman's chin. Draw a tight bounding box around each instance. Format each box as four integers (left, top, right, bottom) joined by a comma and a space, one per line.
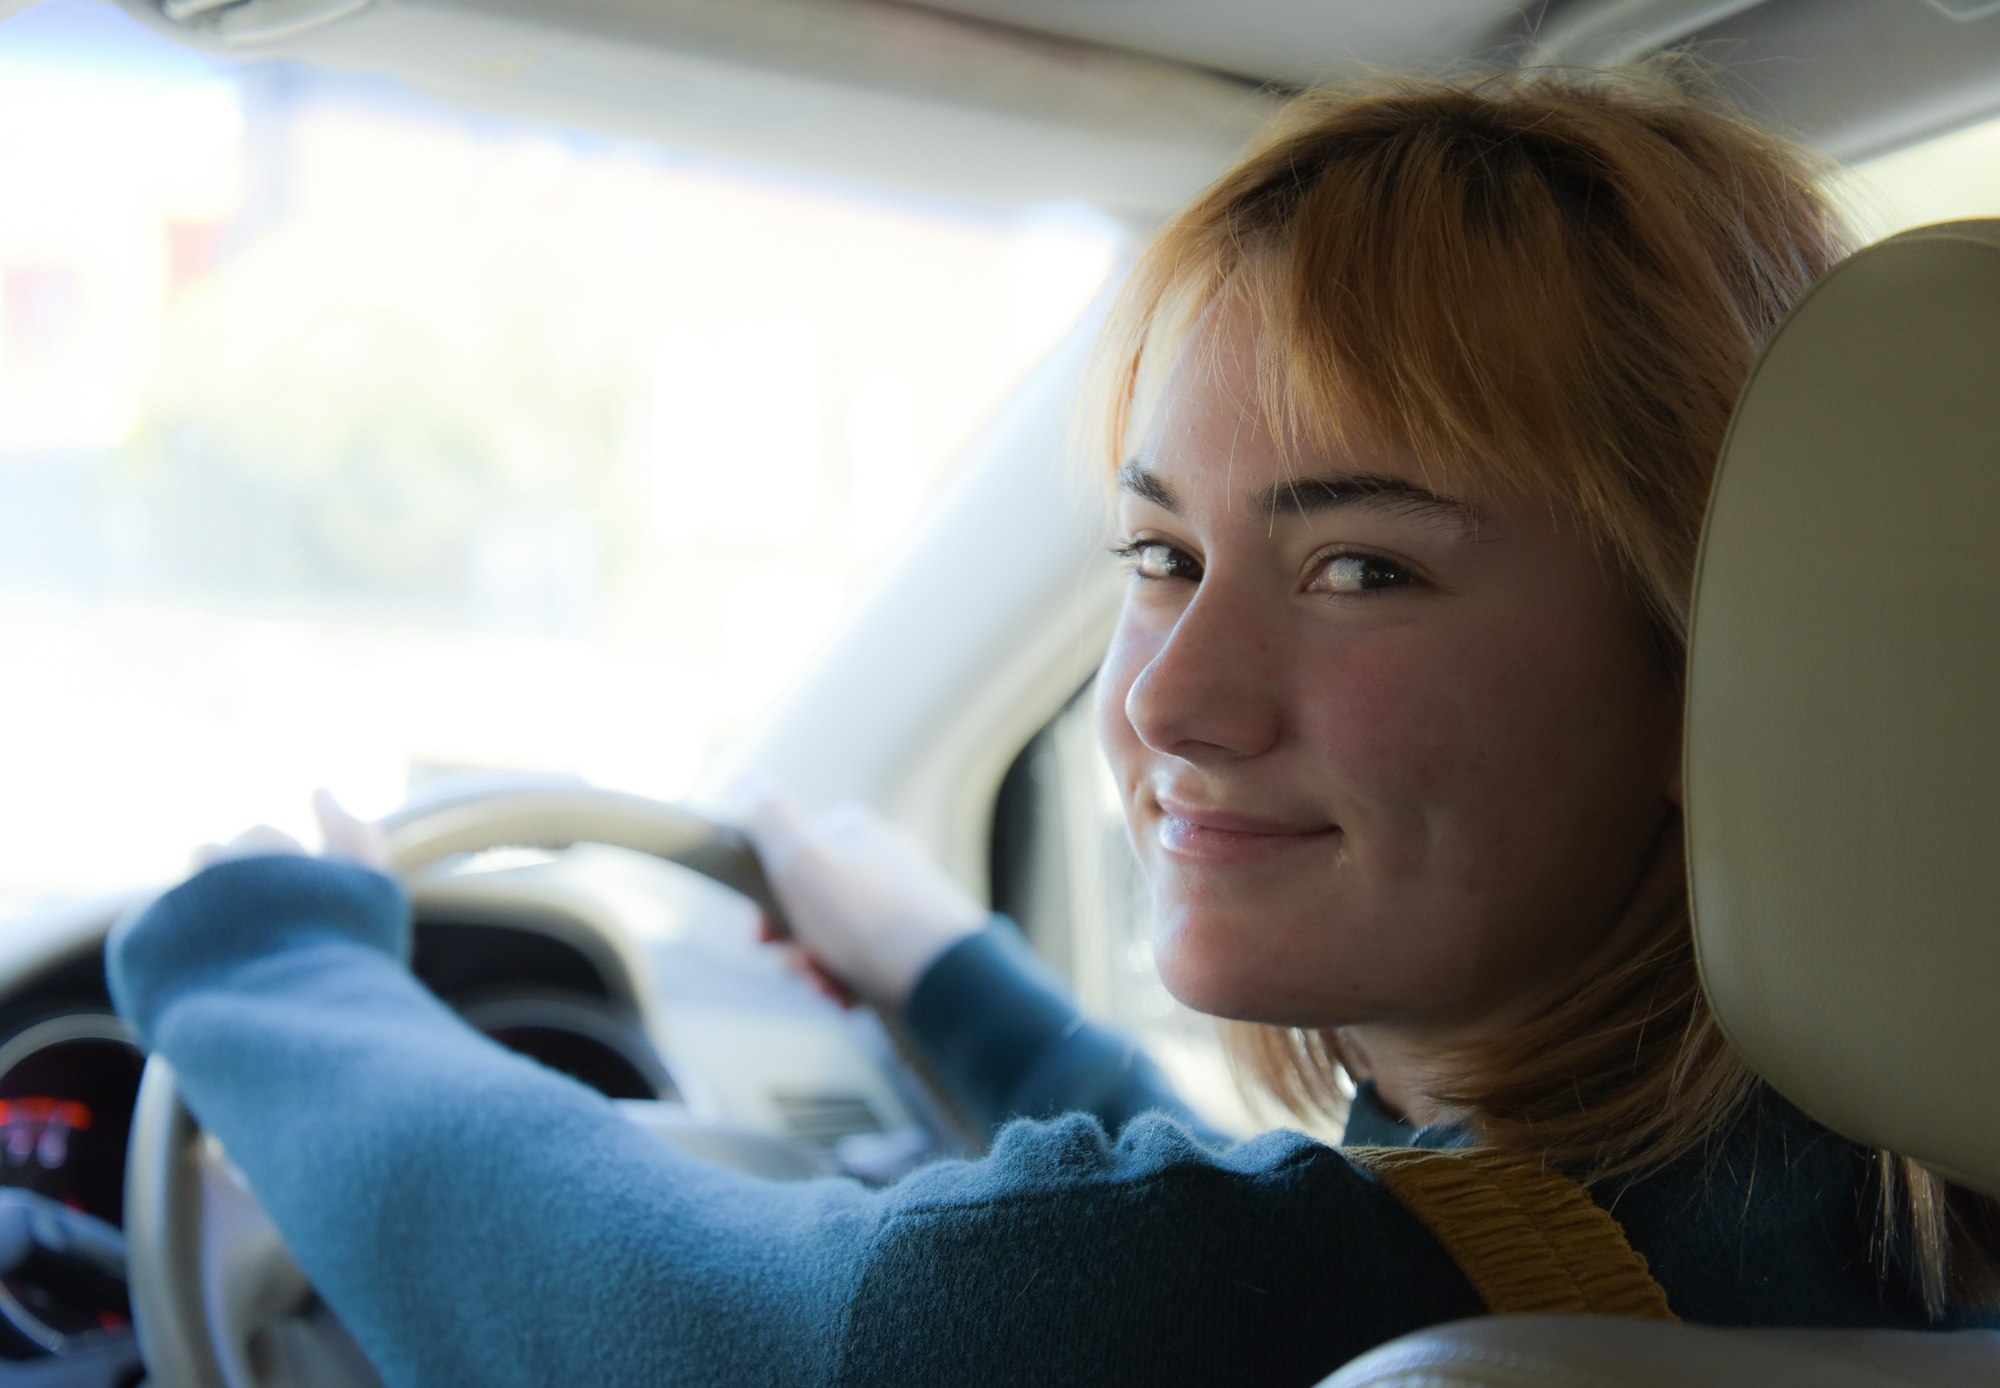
1151, 903, 1387, 1027
1152, 916, 1299, 1023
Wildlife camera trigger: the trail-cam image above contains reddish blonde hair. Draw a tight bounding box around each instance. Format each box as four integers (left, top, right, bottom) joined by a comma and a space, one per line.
1089, 63, 2000, 1317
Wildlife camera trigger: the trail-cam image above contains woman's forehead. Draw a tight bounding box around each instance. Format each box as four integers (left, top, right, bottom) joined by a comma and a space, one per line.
1134, 372, 1480, 527
1132, 285, 1570, 529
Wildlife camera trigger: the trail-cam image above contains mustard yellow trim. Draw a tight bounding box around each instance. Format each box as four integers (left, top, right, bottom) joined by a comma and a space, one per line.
1345, 1146, 1678, 1321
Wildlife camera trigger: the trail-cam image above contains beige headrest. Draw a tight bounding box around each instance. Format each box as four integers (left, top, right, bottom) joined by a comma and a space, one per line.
1686, 219, 2000, 1200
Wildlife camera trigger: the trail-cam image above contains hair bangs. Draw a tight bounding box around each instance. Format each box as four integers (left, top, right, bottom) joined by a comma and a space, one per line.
1093, 66, 1850, 660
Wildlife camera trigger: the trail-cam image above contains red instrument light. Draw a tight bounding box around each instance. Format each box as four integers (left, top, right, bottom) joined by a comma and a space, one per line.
0, 1098, 92, 1129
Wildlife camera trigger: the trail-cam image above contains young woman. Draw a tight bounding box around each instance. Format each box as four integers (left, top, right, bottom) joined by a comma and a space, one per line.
110, 65, 2000, 1388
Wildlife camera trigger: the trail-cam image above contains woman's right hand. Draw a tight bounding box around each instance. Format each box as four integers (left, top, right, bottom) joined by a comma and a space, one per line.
739, 789, 986, 1013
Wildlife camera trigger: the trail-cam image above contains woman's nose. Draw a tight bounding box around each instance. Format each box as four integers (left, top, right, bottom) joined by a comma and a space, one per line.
1121, 586, 1283, 761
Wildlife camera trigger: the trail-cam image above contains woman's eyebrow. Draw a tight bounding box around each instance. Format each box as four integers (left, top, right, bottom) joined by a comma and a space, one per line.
1117, 461, 1481, 530
1259, 473, 1482, 529
1116, 461, 1180, 510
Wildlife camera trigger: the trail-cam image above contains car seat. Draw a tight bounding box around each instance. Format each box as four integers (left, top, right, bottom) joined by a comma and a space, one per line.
1321, 218, 2000, 1386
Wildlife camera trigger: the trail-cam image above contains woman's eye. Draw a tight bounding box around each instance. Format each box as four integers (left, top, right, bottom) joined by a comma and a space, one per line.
1111, 541, 1200, 582
1314, 553, 1413, 595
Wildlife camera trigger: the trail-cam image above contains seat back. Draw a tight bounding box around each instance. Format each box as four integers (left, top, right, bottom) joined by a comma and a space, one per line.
1325, 1315, 1999, 1388
1683, 218, 2000, 1196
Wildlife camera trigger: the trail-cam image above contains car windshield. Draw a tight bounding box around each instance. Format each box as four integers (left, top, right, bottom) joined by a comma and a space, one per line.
0, 0, 1125, 912
5, 1, 1997, 923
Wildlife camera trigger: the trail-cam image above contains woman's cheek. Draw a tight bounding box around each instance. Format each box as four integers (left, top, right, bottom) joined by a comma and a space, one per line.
1094, 618, 1156, 789
1292, 637, 1475, 807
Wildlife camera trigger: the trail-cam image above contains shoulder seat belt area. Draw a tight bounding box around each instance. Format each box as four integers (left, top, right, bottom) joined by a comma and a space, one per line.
1343, 1146, 1678, 1321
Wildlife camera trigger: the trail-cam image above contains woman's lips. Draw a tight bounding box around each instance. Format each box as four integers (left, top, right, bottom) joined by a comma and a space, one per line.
1154, 801, 1338, 863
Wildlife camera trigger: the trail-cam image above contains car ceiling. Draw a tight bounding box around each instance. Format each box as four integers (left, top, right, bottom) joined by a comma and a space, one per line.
892, 0, 1535, 91
919, 0, 2000, 155
90, 0, 2000, 216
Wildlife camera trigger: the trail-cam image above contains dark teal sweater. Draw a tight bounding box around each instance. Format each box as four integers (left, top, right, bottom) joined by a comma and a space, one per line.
106, 856, 1990, 1388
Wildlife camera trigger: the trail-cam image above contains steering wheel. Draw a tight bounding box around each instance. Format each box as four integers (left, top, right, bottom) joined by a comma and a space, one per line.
121, 787, 831, 1388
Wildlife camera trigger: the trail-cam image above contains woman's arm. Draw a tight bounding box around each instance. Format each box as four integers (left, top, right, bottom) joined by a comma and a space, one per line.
110, 855, 881, 1388
905, 920, 1223, 1140
740, 792, 1220, 1142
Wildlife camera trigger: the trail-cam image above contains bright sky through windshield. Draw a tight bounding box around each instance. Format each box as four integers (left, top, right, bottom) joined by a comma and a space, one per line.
0, 1, 1125, 911
5, 1, 1995, 918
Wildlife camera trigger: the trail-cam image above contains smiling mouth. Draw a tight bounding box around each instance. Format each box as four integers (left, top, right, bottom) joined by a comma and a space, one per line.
1154, 806, 1339, 863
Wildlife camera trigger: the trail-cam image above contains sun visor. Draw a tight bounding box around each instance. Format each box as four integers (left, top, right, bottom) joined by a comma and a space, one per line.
110, 0, 1272, 220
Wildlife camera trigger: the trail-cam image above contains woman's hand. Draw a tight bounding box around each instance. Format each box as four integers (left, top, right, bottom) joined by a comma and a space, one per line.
739, 789, 985, 1014
110, 791, 405, 1055
192, 789, 390, 873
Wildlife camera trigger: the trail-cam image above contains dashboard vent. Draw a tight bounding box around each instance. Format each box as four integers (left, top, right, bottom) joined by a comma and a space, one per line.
769, 1090, 884, 1148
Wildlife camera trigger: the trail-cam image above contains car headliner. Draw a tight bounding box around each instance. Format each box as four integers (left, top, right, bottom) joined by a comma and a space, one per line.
96, 0, 2000, 221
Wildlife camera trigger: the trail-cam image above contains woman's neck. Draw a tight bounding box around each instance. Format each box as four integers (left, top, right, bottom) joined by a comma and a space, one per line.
1339, 1029, 1447, 1128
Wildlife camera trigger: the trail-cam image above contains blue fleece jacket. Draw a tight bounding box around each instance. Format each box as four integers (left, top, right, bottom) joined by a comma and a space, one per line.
106, 856, 1991, 1388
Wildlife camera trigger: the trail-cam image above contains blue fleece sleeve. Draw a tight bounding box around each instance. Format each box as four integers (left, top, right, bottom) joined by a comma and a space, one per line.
108, 855, 882, 1388
105, 858, 1488, 1387
903, 919, 1228, 1144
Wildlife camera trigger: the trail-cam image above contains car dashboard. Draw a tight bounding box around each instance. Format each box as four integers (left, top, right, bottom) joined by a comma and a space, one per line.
0, 845, 957, 1383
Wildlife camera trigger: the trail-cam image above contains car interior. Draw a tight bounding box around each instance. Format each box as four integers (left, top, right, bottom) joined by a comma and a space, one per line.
1, 1, 1997, 1386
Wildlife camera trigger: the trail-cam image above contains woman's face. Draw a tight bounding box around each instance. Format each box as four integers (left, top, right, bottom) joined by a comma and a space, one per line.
1096, 295, 1683, 1040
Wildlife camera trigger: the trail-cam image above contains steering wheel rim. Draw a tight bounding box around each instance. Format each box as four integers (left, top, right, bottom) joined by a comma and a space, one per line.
372, 786, 791, 931
123, 787, 803, 1388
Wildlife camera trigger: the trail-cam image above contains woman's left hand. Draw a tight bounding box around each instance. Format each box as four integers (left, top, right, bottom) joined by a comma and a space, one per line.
192, 789, 391, 873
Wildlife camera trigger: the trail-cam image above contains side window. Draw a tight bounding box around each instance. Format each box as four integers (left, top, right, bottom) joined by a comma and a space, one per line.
1846, 112, 2000, 234
991, 680, 1272, 1137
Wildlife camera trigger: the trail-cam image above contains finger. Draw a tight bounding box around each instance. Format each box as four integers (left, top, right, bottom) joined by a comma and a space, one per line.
313, 789, 391, 869
778, 946, 857, 1009
755, 915, 786, 946
806, 964, 859, 1010
818, 800, 871, 832
224, 824, 307, 859
708, 772, 780, 827
774, 945, 851, 1003
740, 785, 813, 871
